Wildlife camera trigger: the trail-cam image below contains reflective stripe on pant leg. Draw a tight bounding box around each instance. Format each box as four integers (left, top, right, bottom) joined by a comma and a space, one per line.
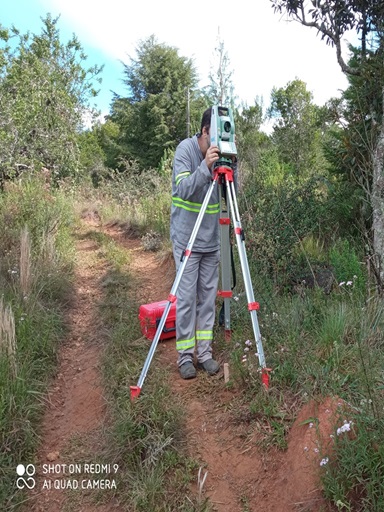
176, 336, 196, 351
196, 250, 220, 363
173, 245, 200, 367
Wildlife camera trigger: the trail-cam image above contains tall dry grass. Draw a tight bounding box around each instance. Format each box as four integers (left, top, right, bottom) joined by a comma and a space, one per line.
0, 299, 16, 378
19, 226, 32, 300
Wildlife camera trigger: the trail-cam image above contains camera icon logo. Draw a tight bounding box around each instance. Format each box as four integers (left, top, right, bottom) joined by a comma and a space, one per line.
16, 464, 36, 490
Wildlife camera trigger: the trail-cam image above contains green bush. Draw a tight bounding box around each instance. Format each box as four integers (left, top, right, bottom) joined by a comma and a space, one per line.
330, 239, 366, 294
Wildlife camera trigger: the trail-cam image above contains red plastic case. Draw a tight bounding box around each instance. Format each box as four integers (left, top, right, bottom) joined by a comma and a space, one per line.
138, 300, 177, 341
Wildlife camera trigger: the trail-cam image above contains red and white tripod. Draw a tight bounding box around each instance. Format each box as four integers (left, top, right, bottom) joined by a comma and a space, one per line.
130, 164, 271, 399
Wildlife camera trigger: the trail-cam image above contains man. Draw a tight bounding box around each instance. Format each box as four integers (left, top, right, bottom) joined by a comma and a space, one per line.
170, 108, 223, 379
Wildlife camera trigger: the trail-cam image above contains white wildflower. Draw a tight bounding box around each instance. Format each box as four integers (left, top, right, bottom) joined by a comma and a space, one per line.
336, 421, 352, 436
339, 281, 345, 287
320, 457, 329, 467
346, 281, 353, 286
309, 422, 314, 429
314, 448, 319, 453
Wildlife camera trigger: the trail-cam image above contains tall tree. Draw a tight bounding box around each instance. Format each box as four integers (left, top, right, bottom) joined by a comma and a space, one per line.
109, 35, 201, 169
271, 0, 384, 289
0, 14, 102, 182
204, 31, 236, 108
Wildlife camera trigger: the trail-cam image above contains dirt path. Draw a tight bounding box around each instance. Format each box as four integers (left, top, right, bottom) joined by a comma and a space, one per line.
26, 221, 120, 512
26, 220, 333, 512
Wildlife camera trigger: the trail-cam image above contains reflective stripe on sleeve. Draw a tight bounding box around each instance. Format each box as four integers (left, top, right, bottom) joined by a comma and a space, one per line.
175, 171, 191, 186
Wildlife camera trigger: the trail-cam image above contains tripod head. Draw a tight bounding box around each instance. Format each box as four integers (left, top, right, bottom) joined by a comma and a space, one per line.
210, 105, 237, 169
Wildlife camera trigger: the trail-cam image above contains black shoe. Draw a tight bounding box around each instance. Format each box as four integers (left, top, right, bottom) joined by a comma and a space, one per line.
179, 361, 196, 379
197, 358, 220, 376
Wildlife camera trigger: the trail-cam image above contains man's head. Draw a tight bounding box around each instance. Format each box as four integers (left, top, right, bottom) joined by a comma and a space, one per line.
198, 108, 212, 156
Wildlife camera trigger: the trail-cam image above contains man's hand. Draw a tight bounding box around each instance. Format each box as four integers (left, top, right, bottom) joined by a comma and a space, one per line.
205, 145, 220, 170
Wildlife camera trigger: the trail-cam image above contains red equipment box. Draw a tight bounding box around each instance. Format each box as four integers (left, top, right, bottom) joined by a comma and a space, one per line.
138, 300, 177, 341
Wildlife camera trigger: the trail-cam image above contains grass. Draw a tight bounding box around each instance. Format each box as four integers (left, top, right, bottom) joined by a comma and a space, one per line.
0, 174, 75, 510
82, 230, 132, 270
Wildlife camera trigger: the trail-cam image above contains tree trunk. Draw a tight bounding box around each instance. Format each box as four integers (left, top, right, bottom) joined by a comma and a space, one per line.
371, 86, 384, 290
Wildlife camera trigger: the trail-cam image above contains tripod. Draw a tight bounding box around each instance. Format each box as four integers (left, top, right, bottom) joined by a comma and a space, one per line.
130, 164, 270, 400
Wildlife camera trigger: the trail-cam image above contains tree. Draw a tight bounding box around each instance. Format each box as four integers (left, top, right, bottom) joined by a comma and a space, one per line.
0, 14, 102, 182
204, 32, 236, 108
268, 79, 328, 178
235, 100, 270, 175
109, 35, 202, 169
271, 0, 384, 289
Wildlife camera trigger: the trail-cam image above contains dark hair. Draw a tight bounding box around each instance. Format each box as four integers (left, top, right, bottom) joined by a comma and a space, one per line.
199, 108, 212, 136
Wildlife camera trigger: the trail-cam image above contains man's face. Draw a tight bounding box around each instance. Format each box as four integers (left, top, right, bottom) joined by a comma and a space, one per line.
202, 126, 211, 154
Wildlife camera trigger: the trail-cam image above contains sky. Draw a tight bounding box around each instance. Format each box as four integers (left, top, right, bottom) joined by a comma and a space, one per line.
2, 0, 357, 119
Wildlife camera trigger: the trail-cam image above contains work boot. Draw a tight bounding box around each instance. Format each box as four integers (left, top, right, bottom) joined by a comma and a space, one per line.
179, 361, 196, 380
197, 358, 220, 376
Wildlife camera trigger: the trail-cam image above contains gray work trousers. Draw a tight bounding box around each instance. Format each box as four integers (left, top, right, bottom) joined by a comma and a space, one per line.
173, 245, 220, 367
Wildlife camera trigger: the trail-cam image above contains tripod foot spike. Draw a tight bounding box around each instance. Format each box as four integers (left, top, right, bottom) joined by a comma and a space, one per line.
130, 386, 141, 400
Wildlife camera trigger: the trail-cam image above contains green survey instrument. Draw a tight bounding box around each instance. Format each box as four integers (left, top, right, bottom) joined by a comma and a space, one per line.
210, 105, 237, 166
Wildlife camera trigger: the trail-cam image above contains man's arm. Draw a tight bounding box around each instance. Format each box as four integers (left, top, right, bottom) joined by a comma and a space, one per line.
173, 144, 218, 200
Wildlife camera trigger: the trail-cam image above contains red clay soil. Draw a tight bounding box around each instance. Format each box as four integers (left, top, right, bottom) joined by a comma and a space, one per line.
25, 220, 343, 512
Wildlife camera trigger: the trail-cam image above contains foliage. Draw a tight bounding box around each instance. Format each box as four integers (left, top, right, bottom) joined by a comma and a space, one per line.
235, 100, 272, 174
0, 14, 102, 183
108, 35, 204, 170
77, 127, 108, 183
239, 164, 330, 287
270, 0, 384, 289
270, 1, 384, 65
329, 239, 366, 293
324, 47, 384, 236
268, 79, 329, 178
322, 412, 384, 512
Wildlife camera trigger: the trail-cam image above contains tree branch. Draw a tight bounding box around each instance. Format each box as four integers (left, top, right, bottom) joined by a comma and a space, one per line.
296, 3, 360, 76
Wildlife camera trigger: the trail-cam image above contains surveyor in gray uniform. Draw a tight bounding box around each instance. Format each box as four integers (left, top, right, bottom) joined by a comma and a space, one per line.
170, 108, 223, 379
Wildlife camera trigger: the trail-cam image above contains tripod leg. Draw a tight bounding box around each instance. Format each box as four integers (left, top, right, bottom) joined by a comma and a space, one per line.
130, 175, 220, 400
224, 178, 270, 388
219, 182, 232, 339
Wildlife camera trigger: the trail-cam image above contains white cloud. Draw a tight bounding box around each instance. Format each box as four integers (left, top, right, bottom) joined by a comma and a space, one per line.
39, 0, 352, 107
